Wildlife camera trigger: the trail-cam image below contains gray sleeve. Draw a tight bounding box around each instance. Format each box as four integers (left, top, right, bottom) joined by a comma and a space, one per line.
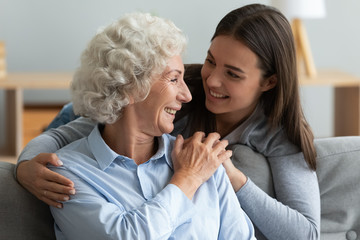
236, 152, 320, 240
16, 117, 96, 165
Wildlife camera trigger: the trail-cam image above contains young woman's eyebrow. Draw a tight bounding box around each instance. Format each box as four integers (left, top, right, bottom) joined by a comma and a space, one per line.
208, 50, 245, 73
224, 64, 245, 73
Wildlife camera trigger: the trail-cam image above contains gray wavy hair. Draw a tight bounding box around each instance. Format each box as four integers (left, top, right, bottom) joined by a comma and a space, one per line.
71, 12, 187, 124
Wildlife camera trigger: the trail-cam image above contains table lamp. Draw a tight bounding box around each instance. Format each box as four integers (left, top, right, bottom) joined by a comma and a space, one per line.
0, 41, 6, 80
271, 0, 326, 78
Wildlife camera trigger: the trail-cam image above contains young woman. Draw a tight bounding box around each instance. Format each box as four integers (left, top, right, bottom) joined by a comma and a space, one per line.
16, 4, 320, 240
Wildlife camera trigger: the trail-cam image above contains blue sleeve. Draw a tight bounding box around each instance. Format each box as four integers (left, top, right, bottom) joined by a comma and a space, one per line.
215, 166, 256, 240
50, 166, 196, 240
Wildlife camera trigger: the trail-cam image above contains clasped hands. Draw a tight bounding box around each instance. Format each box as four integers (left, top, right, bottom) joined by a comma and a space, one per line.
170, 132, 232, 199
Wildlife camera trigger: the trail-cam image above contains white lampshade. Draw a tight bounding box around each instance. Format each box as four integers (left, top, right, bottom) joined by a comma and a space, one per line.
271, 0, 326, 19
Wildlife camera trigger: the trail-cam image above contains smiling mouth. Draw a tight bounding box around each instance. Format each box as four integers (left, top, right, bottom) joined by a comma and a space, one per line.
209, 90, 228, 99
164, 107, 177, 115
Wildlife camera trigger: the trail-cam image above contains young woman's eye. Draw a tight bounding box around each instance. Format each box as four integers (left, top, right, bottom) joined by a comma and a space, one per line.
227, 71, 240, 78
206, 58, 215, 65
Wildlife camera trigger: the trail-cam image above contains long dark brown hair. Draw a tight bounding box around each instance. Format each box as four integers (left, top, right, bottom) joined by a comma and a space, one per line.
178, 4, 316, 170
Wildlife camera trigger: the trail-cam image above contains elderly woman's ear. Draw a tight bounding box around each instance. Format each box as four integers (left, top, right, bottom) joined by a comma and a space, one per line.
127, 95, 135, 105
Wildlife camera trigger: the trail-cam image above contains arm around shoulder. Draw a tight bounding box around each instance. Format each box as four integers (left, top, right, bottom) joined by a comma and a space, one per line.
17, 117, 96, 165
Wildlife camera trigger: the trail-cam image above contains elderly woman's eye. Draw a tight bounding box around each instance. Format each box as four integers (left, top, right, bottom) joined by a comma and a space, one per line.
170, 78, 178, 83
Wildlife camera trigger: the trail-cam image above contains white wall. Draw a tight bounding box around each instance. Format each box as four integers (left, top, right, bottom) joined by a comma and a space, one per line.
301, 0, 360, 137
0, 0, 359, 142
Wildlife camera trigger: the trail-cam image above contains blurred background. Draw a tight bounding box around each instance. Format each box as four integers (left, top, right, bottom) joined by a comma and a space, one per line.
0, 0, 359, 149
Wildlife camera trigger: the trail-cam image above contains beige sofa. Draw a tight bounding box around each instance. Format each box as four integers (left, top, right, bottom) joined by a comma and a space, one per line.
1, 136, 360, 240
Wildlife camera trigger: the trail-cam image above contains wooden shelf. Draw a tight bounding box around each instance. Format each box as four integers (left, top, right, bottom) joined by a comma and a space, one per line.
299, 69, 360, 87
0, 72, 72, 89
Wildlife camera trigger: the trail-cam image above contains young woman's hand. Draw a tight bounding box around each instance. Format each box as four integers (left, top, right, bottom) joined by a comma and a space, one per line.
222, 158, 247, 192
16, 153, 75, 208
170, 132, 232, 199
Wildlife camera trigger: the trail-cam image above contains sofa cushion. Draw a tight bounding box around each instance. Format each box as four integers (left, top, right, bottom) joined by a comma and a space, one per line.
0, 162, 55, 240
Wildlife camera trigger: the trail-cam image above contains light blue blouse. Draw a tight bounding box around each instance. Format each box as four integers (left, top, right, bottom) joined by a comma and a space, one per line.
49, 125, 255, 240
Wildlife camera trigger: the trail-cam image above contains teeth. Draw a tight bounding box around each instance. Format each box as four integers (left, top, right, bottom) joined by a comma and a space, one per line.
165, 107, 177, 115
210, 90, 227, 98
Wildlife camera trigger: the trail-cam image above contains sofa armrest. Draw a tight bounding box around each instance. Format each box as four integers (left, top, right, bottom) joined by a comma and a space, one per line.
0, 162, 55, 240
315, 136, 360, 240
229, 136, 360, 240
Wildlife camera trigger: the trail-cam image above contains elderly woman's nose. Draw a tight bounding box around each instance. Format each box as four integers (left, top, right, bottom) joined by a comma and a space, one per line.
178, 81, 192, 103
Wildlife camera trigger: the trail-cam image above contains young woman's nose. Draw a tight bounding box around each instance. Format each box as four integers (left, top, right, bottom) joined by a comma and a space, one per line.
205, 69, 222, 88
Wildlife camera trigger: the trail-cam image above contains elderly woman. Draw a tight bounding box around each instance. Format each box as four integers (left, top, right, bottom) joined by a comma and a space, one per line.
48, 13, 255, 239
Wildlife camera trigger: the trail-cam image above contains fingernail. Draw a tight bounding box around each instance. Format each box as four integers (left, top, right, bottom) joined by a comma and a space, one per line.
57, 160, 63, 166
57, 204, 62, 209
63, 196, 69, 201
69, 189, 76, 195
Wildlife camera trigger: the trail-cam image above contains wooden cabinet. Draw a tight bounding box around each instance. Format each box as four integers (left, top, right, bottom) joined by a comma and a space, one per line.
23, 105, 63, 147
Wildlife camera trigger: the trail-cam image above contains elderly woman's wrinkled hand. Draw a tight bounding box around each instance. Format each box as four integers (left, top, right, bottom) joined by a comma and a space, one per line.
170, 132, 232, 199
